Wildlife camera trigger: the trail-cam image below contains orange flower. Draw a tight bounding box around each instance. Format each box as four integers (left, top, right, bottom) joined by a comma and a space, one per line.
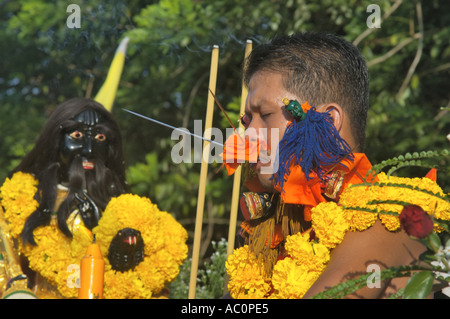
221, 131, 267, 175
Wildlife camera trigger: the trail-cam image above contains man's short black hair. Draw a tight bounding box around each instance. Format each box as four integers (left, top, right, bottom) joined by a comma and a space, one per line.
244, 32, 369, 152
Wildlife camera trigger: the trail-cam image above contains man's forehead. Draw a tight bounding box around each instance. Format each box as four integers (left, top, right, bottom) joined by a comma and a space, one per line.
245, 96, 271, 113
245, 72, 295, 114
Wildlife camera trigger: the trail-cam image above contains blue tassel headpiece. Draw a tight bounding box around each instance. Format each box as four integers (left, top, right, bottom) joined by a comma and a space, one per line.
275, 98, 354, 192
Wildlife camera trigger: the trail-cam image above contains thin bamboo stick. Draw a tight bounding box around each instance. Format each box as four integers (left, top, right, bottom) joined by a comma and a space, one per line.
188, 45, 219, 299
226, 40, 252, 259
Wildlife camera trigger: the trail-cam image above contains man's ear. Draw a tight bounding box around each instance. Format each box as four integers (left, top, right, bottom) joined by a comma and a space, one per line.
318, 103, 344, 132
317, 103, 356, 151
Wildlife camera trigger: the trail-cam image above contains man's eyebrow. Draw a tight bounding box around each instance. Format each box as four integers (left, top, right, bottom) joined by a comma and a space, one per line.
244, 99, 257, 116
245, 103, 259, 114
247, 96, 283, 114
247, 96, 275, 113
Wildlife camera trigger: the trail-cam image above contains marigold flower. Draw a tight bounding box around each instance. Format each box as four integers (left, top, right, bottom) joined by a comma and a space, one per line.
311, 202, 349, 249
271, 257, 320, 299
225, 245, 272, 299
338, 184, 378, 231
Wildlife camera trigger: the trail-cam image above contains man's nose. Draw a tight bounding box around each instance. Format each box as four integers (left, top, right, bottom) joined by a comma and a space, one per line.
245, 126, 258, 142
245, 123, 268, 146
245, 117, 265, 141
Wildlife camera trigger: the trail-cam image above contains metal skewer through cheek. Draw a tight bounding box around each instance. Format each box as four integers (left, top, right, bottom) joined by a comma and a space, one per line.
122, 108, 224, 147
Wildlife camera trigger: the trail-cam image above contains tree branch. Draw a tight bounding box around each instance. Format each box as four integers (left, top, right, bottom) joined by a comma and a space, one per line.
396, 1, 424, 100
367, 33, 420, 68
182, 72, 208, 128
419, 62, 450, 76
353, 0, 404, 46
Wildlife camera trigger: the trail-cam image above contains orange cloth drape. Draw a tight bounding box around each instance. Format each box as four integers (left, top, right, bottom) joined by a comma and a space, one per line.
277, 153, 374, 204
275, 153, 375, 220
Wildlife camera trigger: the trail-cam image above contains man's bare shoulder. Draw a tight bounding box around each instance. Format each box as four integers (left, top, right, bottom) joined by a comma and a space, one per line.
304, 220, 427, 298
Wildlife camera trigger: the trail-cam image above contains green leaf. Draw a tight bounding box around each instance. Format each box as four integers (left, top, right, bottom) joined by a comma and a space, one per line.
403, 271, 434, 299
426, 233, 442, 253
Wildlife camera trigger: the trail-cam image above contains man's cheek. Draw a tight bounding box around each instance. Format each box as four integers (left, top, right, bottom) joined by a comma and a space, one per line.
268, 128, 281, 157
257, 172, 276, 191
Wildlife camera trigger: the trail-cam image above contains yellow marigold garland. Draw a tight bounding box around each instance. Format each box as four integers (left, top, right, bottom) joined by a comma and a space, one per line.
226, 172, 450, 299
0, 172, 188, 299
341, 173, 450, 232
0, 172, 39, 237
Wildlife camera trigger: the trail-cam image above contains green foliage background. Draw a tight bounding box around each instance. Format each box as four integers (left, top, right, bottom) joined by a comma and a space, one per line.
1, 1, 449, 295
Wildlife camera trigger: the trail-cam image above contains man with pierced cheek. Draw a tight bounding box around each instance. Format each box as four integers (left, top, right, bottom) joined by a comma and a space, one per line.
226, 32, 427, 299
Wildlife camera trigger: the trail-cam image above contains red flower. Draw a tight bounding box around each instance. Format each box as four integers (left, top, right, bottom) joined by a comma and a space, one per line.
399, 205, 434, 238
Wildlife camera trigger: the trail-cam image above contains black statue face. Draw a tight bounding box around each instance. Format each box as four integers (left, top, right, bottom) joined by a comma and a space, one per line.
18, 98, 129, 246
59, 109, 109, 177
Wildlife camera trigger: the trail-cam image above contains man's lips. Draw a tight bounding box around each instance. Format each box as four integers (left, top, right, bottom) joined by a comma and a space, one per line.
251, 152, 272, 171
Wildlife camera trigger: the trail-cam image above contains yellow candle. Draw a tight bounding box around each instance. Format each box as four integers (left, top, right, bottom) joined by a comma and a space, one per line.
78, 236, 104, 299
